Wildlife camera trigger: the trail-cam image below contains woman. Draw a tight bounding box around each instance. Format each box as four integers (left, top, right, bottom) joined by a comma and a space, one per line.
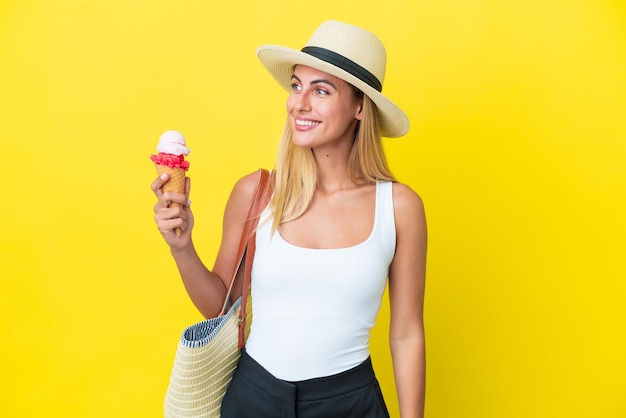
152, 20, 426, 417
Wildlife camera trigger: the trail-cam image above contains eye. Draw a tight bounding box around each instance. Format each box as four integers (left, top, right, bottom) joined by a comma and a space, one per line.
290, 82, 302, 92
314, 88, 329, 96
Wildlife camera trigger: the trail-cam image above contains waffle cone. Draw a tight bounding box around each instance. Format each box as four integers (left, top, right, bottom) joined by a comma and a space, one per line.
155, 165, 186, 193
155, 164, 186, 236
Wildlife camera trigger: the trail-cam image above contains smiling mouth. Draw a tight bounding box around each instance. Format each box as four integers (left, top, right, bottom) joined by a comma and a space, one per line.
295, 119, 320, 127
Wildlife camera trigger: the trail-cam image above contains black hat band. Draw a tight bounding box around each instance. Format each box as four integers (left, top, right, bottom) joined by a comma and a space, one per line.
301, 46, 383, 92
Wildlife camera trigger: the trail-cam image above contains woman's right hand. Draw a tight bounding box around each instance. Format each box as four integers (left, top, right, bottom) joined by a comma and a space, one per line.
151, 172, 194, 249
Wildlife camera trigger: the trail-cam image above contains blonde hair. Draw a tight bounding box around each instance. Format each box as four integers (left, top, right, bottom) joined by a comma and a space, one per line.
269, 94, 395, 233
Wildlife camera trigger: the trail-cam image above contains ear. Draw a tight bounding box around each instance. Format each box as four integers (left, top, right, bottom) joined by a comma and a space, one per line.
354, 99, 364, 121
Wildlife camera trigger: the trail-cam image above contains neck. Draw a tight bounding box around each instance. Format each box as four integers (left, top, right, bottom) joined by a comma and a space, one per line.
313, 150, 368, 193
308, 125, 362, 191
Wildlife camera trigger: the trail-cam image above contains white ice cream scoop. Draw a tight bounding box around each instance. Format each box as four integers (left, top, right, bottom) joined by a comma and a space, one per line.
157, 130, 190, 156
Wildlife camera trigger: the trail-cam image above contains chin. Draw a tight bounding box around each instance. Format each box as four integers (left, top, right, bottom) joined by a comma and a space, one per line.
291, 133, 316, 148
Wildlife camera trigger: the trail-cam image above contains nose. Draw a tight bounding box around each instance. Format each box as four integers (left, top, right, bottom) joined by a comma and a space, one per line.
294, 92, 311, 112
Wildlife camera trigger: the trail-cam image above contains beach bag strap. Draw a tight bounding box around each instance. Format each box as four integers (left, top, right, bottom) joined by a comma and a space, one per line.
220, 168, 272, 348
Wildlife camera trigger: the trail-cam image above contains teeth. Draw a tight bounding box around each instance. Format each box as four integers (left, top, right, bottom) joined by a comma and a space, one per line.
296, 119, 320, 126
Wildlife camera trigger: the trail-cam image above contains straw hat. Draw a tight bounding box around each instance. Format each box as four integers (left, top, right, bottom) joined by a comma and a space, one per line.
256, 20, 409, 138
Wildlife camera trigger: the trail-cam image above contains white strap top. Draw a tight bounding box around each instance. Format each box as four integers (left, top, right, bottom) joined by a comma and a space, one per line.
245, 181, 396, 381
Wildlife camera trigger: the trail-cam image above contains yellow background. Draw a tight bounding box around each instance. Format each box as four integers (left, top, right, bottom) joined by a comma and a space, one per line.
1, 0, 625, 416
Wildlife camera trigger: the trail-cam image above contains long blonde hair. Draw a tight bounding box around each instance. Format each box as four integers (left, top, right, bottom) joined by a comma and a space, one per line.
269, 94, 395, 233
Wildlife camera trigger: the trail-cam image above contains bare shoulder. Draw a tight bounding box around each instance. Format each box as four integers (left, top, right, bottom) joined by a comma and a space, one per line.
225, 170, 267, 220
212, 170, 268, 285
232, 170, 264, 199
392, 182, 426, 223
390, 183, 427, 282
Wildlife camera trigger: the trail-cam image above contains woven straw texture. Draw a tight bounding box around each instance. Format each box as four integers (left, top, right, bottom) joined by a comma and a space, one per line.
164, 296, 252, 418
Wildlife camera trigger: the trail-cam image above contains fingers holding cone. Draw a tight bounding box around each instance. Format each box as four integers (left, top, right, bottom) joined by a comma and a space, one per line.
154, 165, 186, 236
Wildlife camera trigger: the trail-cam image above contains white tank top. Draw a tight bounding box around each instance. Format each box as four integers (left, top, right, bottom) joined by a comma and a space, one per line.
245, 181, 396, 381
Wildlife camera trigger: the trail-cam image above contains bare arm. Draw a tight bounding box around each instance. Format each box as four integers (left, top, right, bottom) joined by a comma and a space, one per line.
389, 183, 427, 417
151, 171, 261, 318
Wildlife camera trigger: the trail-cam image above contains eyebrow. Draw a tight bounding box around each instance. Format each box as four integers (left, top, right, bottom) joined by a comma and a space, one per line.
291, 74, 338, 91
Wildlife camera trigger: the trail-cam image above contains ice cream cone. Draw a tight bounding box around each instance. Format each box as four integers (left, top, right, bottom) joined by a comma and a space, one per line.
155, 164, 186, 236
151, 130, 190, 237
